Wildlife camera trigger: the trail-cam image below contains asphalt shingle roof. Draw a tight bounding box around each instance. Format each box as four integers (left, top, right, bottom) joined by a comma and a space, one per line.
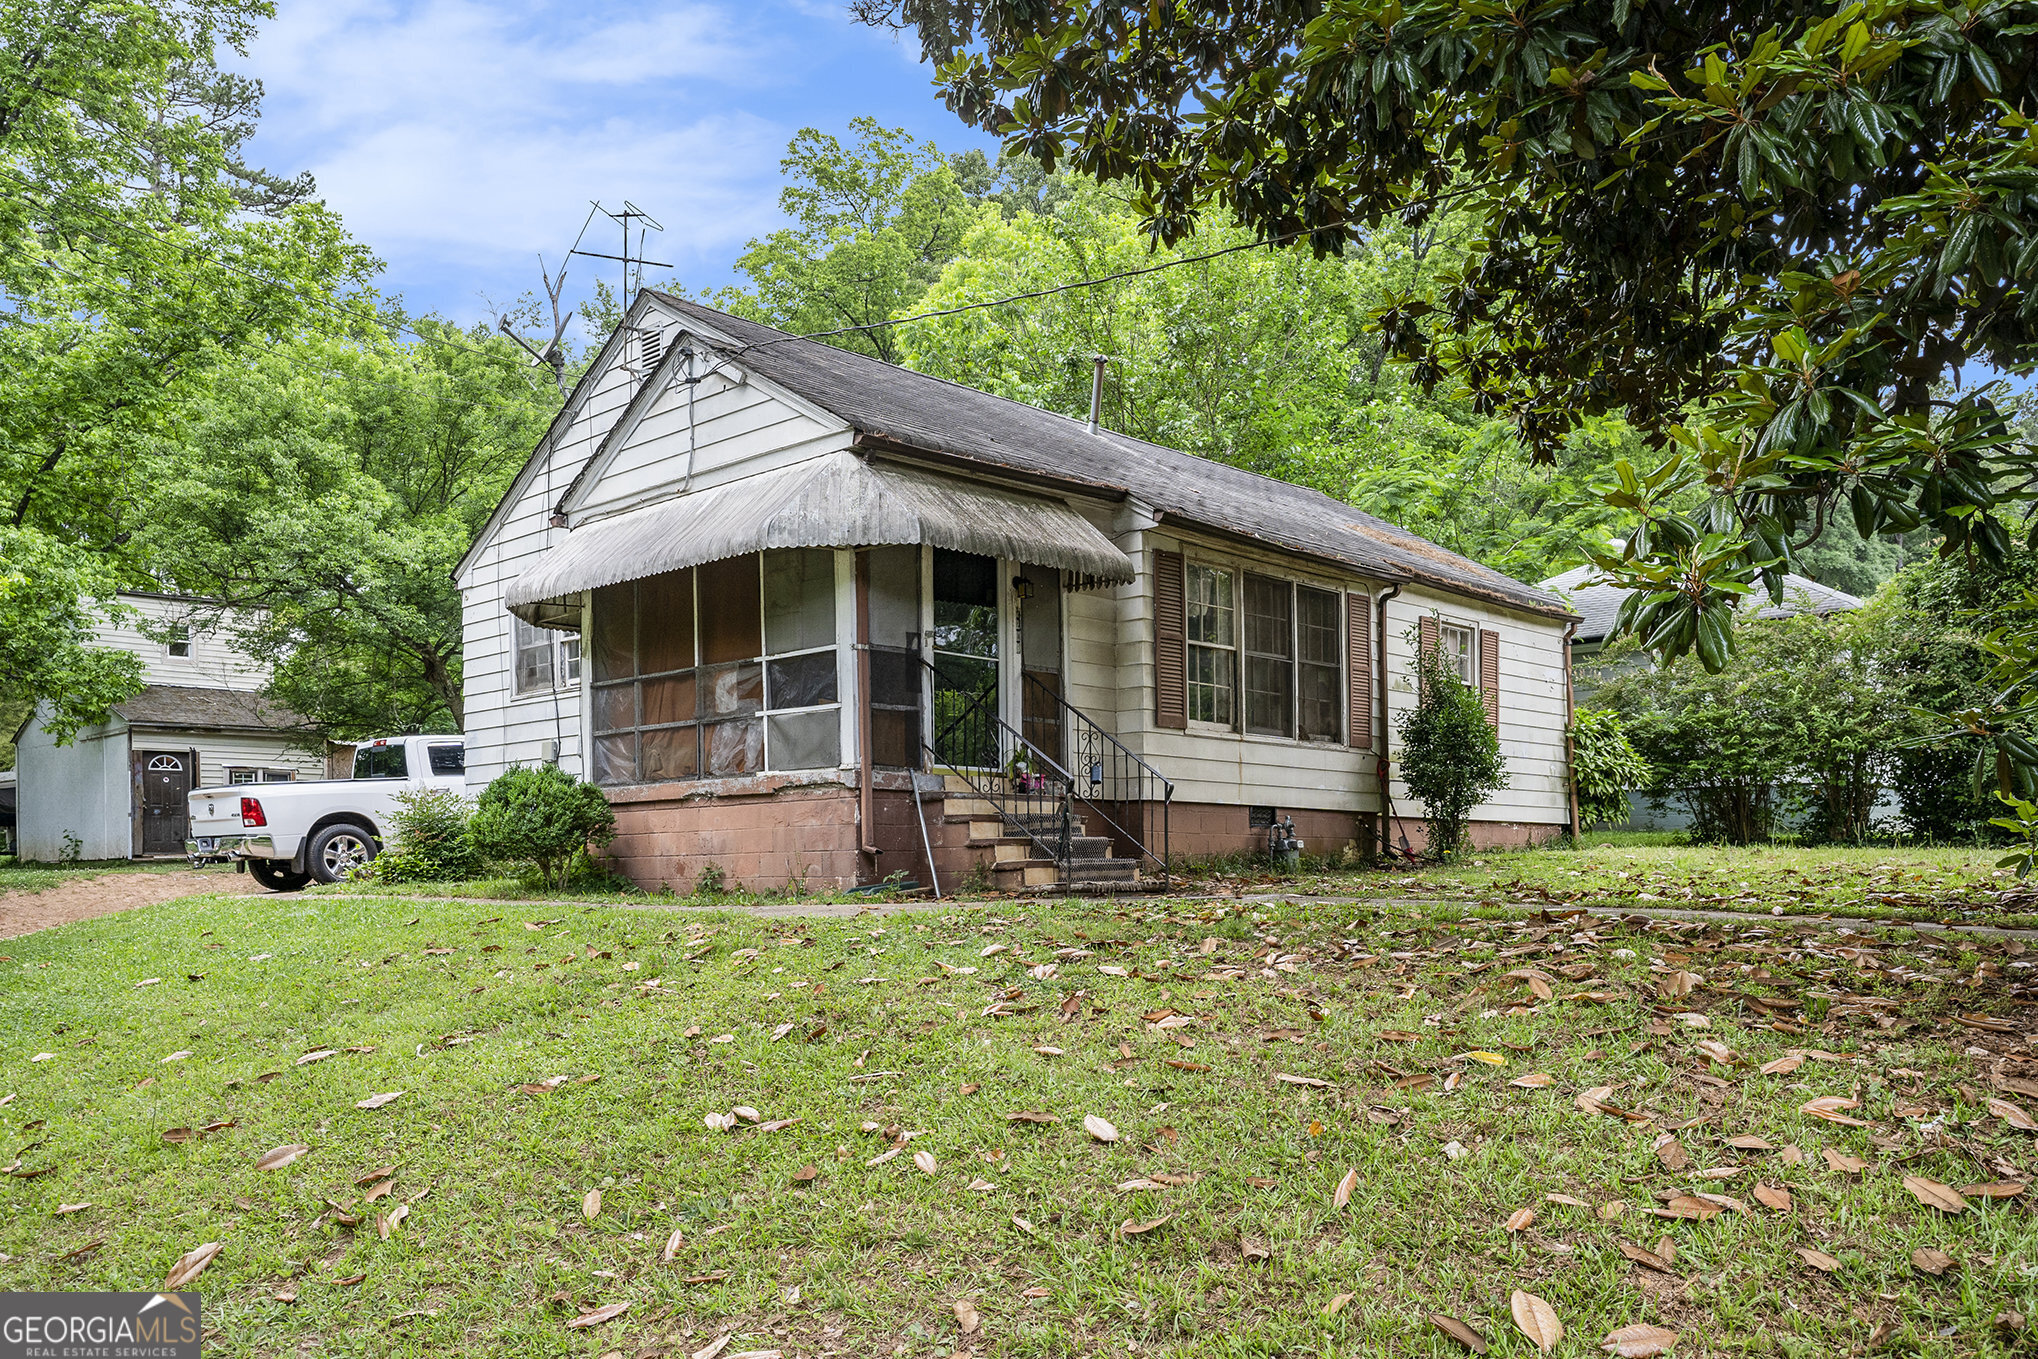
653, 295, 1571, 619
113, 685, 314, 733
1538, 565, 1864, 643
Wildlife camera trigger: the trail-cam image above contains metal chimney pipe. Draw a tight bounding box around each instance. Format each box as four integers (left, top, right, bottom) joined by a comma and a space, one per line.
1086, 354, 1108, 434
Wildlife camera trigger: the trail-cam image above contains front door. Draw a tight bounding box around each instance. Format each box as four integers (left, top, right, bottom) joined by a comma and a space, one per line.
930, 548, 1000, 768
1016, 562, 1065, 772
138, 751, 193, 854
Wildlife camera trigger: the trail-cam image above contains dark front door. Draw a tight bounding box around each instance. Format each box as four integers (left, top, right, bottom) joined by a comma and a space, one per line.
1017, 562, 1065, 771
138, 751, 193, 854
930, 548, 1001, 768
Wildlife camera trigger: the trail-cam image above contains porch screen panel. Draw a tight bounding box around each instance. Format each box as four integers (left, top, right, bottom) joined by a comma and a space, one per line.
1242, 573, 1294, 738
590, 570, 700, 785
1346, 592, 1374, 750
1153, 549, 1187, 729
1480, 628, 1501, 731
865, 545, 923, 769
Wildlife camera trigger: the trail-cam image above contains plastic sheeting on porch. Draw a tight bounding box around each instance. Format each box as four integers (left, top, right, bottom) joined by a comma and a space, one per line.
505, 450, 1136, 628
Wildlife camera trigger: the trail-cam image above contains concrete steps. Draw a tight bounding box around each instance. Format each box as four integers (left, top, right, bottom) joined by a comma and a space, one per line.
922, 767, 1157, 895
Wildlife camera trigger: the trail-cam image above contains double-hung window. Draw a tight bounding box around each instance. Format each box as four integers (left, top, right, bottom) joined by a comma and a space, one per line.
1241, 573, 1344, 742
513, 616, 580, 695
1186, 564, 1236, 725
1439, 623, 1476, 685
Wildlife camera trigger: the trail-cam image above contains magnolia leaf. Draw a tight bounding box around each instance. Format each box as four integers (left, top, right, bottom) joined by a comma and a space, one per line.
1333, 1167, 1358, 1208
1957, 1180, 2027, 1198
1902, 1175, 1968, 1214
164, 1241, 222, 1289
1275, 1073, 1332, 1088
1988, 1097, 2038, 1132
354, 1091, 404, 1110
1083, 1115, 1119, 1142
1759, 1055, 1803, 1076
1795, 1246, 1842, 1273
663, 1226, 686, 1261
1511, 1072, 1554, 1088
255, 1143, 310, 1172
1323, 1292, 1354, 1317
1652, 1134, 1689, 1171
362, 1178, 396, 1203
378, 1203, 409, 1239
583, 1189, 602, 1220
1119, 1214, 1171, 1237
1822, 1148, 1867, 1174
1430, 1313, 1489, 1353
566, 1301, 630, 1329
1752, 1182, 1792, 1211
1912, 1247, 1957, 1277
1800, 1096, 1868, 1127
954, 1299, 981, 1334
1510, 1290, 1564, 1353
1726, 1135, 1773, 1151
1601, 1323, 1679, 1357
913, 1149, 938, 1175
1505, 1207, 1536, 1233
1618, 1241, 1672, 1273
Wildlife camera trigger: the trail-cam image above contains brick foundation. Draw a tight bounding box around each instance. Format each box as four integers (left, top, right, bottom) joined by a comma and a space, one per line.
599, 775, 867, 893
1153, 801, 1374, 863
1383, 816, 1566, 854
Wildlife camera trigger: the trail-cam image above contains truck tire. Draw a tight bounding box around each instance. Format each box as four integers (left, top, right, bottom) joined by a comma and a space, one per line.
308, 822, 378, 884
248, 858, 312, 893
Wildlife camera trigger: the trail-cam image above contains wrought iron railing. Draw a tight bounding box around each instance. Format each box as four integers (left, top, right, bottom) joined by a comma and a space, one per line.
916, 656, 1173, 887
1022, 670, 1173, 883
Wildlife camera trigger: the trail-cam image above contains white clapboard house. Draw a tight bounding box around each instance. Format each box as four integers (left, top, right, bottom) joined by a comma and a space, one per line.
13, 592, 322, 860
457, 295, 1581, 892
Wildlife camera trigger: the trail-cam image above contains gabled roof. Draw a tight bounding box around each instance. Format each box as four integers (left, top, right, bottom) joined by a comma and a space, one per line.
113, 684, 314, 734
1539, 565, 1864, 644
645, 295, 1571, 619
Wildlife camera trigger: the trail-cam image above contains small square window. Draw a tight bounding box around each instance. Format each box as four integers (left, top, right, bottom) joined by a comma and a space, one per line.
168, 625, 191, 658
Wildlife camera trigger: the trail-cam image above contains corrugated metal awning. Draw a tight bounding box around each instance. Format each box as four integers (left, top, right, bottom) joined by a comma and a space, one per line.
506, 451, 1134, 624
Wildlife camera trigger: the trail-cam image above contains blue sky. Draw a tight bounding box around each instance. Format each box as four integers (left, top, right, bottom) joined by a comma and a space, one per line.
231, 0, 994, 335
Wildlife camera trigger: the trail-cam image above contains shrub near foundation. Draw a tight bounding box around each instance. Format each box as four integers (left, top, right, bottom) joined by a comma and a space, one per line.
470, 765, 616, 890
1397, 626, 1508, 861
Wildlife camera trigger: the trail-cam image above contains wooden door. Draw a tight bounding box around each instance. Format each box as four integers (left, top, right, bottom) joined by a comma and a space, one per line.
137, 751, 193, 854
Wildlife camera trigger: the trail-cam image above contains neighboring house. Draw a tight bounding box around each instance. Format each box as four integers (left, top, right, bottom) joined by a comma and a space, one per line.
1540, 565, 1863, 666
457, 294, 1581, 892
0, 769, 15, 856
13, 592, 324, 861
1537, 565, 1866, 832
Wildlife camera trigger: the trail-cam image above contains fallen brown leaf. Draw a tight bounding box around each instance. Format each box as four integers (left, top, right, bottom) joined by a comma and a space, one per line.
255, 1143, 310, 1172
1505, 1207, 1536, 1233
1333, 1167, 1358, 1209
165, 1241, 222, 1289
1752, 1183, 1792, 1212
1430, 1314, 1489, 1354
1988, 1097, 2037, 1132
1083, 1115, 1119, 1142
1511, 1290, 1563, 1353
1118, 1214, 1171, 1237
354, 1091, 404, 1110
583, 1189, 601, 1220
953, 1299, 981, 1335
1902, 1175, 1968, 1214
1795, 1246, 1842, 1273
1912, 1247, 1957, 1277
565, 1301, 630, 1329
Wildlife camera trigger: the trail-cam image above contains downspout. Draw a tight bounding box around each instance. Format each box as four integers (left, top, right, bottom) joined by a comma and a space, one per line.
1374, 583, 1402, 858
855, 551, 880, 872
1563, 619, 1581, 840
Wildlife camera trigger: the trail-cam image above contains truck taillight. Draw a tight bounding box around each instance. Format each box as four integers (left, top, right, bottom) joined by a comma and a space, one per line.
241, 797, 267, 827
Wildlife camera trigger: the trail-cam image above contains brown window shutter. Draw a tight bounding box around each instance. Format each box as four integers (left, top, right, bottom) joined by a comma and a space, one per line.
1480, 628, 1501, 729
1154, 549, 1187, 729
1346, 592, 1373, 749
1417, 614, 1439, 696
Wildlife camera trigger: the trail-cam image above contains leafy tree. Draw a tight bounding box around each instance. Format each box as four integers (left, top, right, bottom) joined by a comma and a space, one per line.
1, 0, 373, 736
141, 322, 556, 736
1396, 624, 1508, 860
0, 529, 144, 750
700, 118, 977, 363
470, 764, 617, 890
862, 0, 2038, 668
1571, 709, 1650, 832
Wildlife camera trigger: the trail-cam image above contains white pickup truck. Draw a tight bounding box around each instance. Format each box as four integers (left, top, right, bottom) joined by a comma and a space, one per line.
185, 734, 466, 890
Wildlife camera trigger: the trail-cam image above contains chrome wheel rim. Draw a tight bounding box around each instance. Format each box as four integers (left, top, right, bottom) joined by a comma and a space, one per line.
320, 833, 372, 877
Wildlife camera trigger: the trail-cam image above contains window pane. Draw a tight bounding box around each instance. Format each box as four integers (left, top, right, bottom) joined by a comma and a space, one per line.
1299, 663, 1340, 741
592, 734, 635, 785
1242, 574, 1292, 659
1187, 565, 1234, 645
427, 744, 466, 775
1442, 625, 1475, 684
1188, 643, 1234, 725
641, 671, 697, 726
701, 661, 763, 717
1245, 655, 1293, 737
514, 618, 555, 692
871, 708, 918, 768
932, 548, 998, 657
867, 545, 921, 649
768, 710, 840, 771
639, 725, 698, 781
354, 745, 408, 779
764, 548, 836, 654
767, 652, 837, 709
1297, 586, 1340, 666
591, 583, 635, 682
698, 553, 762, 664
1018, 563, 1061, 671
560, 636, 581, 681
704, 717, 763, 775
637, 570, 695, 674
593, 683, 635, 734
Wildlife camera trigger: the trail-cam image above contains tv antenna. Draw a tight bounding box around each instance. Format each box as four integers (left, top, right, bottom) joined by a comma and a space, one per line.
572, 200, 670, 309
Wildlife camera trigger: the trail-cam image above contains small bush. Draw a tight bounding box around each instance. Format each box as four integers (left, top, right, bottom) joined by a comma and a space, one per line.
371, 787, 484, 883
470, 765, 616, 890
1571, 708, 1650, 830
1397, 622, 1509, 861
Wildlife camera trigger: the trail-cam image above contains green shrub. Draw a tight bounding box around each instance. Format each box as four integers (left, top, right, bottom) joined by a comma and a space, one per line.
1396, 624, 1508, 861
1571, 708, 1649, 830
470, 765, 616, 890
371, 787, 484, 883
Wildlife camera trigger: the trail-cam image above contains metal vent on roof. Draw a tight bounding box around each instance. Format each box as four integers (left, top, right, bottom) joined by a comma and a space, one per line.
641, 329, 663, 371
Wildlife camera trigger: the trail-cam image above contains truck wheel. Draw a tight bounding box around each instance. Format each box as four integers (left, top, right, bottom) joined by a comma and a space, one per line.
308, 822, 378, 884
248, 859, 312, 893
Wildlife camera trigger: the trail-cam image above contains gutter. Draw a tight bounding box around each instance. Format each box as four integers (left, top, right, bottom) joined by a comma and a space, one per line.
1375, 583, 1402, 858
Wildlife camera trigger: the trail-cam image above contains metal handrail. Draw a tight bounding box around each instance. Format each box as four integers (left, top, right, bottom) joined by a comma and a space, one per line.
1020, 670, 1173, 885
923, 657, 1080, 874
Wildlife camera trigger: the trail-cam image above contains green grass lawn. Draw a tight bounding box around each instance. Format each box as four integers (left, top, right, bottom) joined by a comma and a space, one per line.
3, 889, 2035, 1357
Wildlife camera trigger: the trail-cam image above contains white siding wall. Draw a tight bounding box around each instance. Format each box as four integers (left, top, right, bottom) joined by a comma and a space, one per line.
103, 593, 270, 689
16, 713, 131, 860
182, 733, 326, 790
1381, 586, 1571, 827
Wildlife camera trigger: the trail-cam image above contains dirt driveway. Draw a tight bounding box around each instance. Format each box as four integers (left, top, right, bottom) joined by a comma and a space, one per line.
0, 867, 266, 939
